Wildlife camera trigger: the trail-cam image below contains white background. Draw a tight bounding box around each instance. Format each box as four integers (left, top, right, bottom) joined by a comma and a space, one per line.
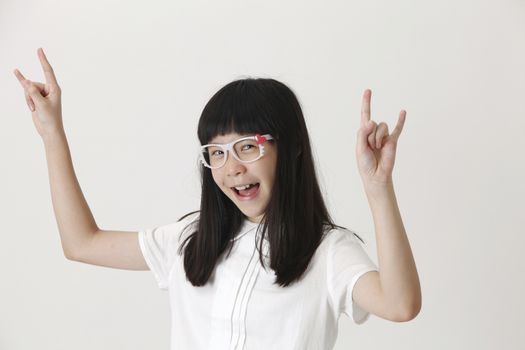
1, 0, 524, 349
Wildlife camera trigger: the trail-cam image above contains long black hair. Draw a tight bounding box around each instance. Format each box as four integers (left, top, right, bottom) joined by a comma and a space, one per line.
178, 77, 363, 287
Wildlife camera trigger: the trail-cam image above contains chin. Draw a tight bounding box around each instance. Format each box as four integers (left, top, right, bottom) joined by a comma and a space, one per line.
236, 204, 265, 219
219, 183, 270, 222
235, 202, 268, 223
242, 209, 264, 219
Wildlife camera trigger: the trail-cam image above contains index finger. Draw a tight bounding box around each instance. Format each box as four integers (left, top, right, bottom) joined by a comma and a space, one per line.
37, 48, 58, 86
13, 68, 30, 88
361, 89, 371, 127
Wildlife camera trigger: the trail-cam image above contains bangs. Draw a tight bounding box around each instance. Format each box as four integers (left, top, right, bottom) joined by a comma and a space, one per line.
198, 79, 278, 145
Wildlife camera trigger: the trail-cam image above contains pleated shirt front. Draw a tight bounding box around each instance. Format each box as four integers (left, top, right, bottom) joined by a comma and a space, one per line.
138, 213, 378, 350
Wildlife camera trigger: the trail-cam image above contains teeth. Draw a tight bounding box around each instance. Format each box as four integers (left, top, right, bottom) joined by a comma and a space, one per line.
234, 183, 256, 191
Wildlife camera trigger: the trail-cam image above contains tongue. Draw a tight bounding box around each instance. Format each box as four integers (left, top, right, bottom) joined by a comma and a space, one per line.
239, 183, 259, 197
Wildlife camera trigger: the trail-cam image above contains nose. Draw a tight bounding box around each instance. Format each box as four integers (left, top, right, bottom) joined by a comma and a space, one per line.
224, 151, 246, 177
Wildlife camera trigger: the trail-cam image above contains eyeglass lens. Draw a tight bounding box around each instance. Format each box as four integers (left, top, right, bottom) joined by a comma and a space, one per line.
202, 139, 261, 168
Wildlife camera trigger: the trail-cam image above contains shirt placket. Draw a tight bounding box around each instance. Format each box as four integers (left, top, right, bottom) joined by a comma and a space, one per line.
207, 227, 261, 350
229, 245, 262, 350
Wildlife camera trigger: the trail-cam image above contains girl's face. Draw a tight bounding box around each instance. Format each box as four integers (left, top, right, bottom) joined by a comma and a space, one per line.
209, 132, 277, 223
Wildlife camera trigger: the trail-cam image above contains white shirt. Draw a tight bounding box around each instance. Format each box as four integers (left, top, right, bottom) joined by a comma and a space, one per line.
138, 212, 378, 350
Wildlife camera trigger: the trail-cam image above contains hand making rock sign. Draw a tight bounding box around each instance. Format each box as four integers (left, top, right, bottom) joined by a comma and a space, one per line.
356, 89, 407, 186
13, 48, 64, 139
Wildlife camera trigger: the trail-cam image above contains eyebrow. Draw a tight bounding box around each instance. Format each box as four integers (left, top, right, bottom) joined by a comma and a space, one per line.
209, 135, 251, 144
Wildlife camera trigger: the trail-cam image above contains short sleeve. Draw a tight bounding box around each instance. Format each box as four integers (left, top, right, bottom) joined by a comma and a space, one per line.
327, 229, 379, 324
138, 213, 198, 291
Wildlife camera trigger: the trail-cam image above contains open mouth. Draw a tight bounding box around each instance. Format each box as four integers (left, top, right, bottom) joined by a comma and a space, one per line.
231, 183, 260, 199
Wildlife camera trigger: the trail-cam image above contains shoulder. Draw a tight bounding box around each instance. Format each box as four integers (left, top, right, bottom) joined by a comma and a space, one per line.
322, 225, 365, 251
176, 210, 200, 228
171, 210, 200, 238
146, 211, 200, 245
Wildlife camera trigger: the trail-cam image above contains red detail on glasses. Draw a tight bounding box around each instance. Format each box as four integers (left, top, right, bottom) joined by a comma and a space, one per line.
255, 134, 267, 144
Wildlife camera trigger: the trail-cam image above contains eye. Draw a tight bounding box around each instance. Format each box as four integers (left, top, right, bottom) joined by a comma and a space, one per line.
211, 150, 224, 157
242, 144, 255, 151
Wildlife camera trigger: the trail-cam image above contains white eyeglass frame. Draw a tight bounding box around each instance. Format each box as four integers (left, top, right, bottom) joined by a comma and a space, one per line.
199, 133, 274, 169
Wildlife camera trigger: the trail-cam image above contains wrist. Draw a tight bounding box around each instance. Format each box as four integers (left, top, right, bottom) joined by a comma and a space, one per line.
362, 176, 393, 190
42, 128, 67, 147
363, 179, 395, 201
42, 129, 67, 150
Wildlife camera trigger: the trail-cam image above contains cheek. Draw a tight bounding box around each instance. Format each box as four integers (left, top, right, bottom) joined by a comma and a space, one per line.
211, 171, 223, 188
261, 160, 277, 187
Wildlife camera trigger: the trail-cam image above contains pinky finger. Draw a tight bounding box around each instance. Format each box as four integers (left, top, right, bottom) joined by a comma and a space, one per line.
25, 93, 35, 112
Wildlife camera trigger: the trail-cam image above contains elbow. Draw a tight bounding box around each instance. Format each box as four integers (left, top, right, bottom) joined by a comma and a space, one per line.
396, 304, 421, 322
393, 297, 422, 322
63, 249, 77, 261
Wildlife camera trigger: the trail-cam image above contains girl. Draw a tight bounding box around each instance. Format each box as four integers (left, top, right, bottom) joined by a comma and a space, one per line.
14, 48, 421, 350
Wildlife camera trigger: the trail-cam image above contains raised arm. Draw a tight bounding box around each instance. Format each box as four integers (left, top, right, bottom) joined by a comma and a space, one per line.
352, 89, 421, 321
14, 48, 147, 270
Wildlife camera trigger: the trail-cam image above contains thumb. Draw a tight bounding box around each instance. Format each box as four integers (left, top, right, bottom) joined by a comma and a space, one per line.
24, 80, 45, 106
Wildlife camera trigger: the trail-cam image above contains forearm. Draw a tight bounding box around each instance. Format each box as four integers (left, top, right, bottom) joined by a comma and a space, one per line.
364, 181, 421, 317
42, 130, 98, 257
